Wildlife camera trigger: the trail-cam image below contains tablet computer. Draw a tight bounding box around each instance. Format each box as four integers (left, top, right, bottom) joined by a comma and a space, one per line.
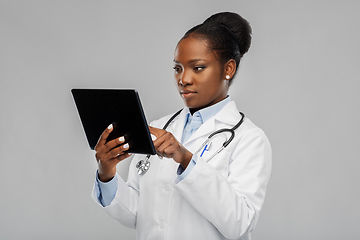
71, 89, 156, 155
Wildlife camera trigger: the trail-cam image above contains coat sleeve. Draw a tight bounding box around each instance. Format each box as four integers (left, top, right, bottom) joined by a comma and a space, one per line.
91, 118, 167, 228
91, 154, 142, 229
174, 128, 272, 239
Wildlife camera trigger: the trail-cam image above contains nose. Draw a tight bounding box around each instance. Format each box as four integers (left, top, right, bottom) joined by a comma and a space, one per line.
179, 69, 192, 86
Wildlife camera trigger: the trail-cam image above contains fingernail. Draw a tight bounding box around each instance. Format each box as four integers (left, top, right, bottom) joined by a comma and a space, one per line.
150, 134, 157, 141
151, 134, 157, 141
123, 143, 129, 149
119, 136, 125, 142
108, 124, 113, 129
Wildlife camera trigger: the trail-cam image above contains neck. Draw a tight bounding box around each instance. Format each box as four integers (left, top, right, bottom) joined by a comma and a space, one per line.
189, 95, 228, 115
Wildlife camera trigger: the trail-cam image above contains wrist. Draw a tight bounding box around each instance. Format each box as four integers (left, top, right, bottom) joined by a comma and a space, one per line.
98, 169, 116, 182
180, 151, 193, 169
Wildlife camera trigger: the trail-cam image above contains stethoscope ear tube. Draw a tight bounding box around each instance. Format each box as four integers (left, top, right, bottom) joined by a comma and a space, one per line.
223, 112, 245, 147
233, 112, 245, 131
162, 109, 183, 130
209, 112, 245, 148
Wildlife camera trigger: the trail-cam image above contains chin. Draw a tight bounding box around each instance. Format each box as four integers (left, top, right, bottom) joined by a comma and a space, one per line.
183, 99, 195, 108
183, 101, 204, 111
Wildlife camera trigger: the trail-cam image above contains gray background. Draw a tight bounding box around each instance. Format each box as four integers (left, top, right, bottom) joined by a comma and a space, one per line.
1, 0, 359, 239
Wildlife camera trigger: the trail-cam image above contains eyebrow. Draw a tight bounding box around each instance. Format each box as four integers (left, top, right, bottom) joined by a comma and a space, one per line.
173, 59, 207, 64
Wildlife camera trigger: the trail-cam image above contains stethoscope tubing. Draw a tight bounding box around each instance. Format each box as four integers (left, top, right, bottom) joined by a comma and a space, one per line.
136, 110, 245, 175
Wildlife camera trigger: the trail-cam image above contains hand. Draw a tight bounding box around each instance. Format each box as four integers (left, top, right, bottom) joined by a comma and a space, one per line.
94, 124, 132, 182
149, 126, 193, 169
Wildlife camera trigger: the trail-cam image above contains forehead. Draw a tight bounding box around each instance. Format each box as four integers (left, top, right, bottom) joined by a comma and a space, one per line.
174, 36, 216, 63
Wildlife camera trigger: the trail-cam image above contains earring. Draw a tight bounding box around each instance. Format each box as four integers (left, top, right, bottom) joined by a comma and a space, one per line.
226, 75, 230, 80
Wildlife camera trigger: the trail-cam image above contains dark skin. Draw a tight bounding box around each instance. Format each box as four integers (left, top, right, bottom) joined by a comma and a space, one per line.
95, 35, 236, 182
95, 125, 131, 182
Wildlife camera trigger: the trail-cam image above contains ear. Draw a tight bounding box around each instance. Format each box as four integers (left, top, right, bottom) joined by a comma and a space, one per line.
223, 59, 236, 80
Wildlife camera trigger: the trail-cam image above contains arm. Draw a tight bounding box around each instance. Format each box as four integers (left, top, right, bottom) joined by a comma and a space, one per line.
91, 124, 140, 228
174, 129, 272, 239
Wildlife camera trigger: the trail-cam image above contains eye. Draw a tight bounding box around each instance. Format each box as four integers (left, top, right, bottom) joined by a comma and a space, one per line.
173, 66, 182, 74
194, 66, 206, 72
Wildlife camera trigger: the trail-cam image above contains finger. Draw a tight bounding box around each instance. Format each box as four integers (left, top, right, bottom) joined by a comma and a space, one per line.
95, 124, 114, 151
95, 151, 103, 162
107, 142, 130, 159
109, 151, 132, 166
154, 132, 175, 158
153, 131, 175, 148
153, 135, 168, 153
103, 136, 126, 153
95, 136, 126, 163
162, 144, 175, 159
159, 137, 181, 159
114, 152, 132, 162
156, 137, 172, 155
148, 126, 167, 139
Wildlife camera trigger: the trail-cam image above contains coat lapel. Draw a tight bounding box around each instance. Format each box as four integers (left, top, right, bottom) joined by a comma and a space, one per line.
166, 108, 188, 141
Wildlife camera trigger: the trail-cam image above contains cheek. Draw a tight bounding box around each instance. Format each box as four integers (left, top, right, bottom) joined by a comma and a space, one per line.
197, 72, 222, 91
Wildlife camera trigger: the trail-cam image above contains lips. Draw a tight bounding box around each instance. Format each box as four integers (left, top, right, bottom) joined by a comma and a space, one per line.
180, 89, 196, 99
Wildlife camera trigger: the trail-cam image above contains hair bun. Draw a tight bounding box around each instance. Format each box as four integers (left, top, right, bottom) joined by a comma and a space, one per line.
203, 12, 252, 55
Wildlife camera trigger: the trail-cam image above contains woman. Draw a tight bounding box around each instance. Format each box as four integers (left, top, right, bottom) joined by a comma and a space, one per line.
93, 12, 272, 240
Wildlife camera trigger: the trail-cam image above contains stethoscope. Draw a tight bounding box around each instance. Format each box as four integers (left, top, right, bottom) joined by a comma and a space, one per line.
136, 109, 245, 175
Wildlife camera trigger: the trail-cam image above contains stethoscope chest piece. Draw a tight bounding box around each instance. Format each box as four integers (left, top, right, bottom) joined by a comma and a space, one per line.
136, 157, 151, 175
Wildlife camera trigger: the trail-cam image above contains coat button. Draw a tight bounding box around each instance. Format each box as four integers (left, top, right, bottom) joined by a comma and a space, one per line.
187, 178, 194, 184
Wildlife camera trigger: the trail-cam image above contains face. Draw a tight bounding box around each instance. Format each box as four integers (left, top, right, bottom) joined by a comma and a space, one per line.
173, 36, 229, 113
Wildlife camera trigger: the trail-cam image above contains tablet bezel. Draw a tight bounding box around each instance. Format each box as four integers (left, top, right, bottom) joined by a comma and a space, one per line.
72, 89, 156, 155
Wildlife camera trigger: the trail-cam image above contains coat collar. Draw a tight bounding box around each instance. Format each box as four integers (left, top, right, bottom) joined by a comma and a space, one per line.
166, 107, 188, 141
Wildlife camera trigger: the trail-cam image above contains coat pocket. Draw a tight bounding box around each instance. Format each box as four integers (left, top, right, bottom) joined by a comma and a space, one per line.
199, 146, 232, 178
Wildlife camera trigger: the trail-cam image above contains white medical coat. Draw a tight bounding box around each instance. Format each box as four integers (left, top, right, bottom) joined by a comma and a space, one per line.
92, 101, 272, 240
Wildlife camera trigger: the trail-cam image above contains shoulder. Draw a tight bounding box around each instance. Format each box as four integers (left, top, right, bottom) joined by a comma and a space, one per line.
222, 101, 270, 144
241, 117, 265, 135
234, 116, 271, 163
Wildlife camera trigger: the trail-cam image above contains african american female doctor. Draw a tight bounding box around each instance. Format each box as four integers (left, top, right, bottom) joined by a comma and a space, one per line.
92, 12, 272, 240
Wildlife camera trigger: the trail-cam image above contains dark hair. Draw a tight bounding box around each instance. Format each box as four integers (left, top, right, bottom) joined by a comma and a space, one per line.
182, 12, 252, 84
